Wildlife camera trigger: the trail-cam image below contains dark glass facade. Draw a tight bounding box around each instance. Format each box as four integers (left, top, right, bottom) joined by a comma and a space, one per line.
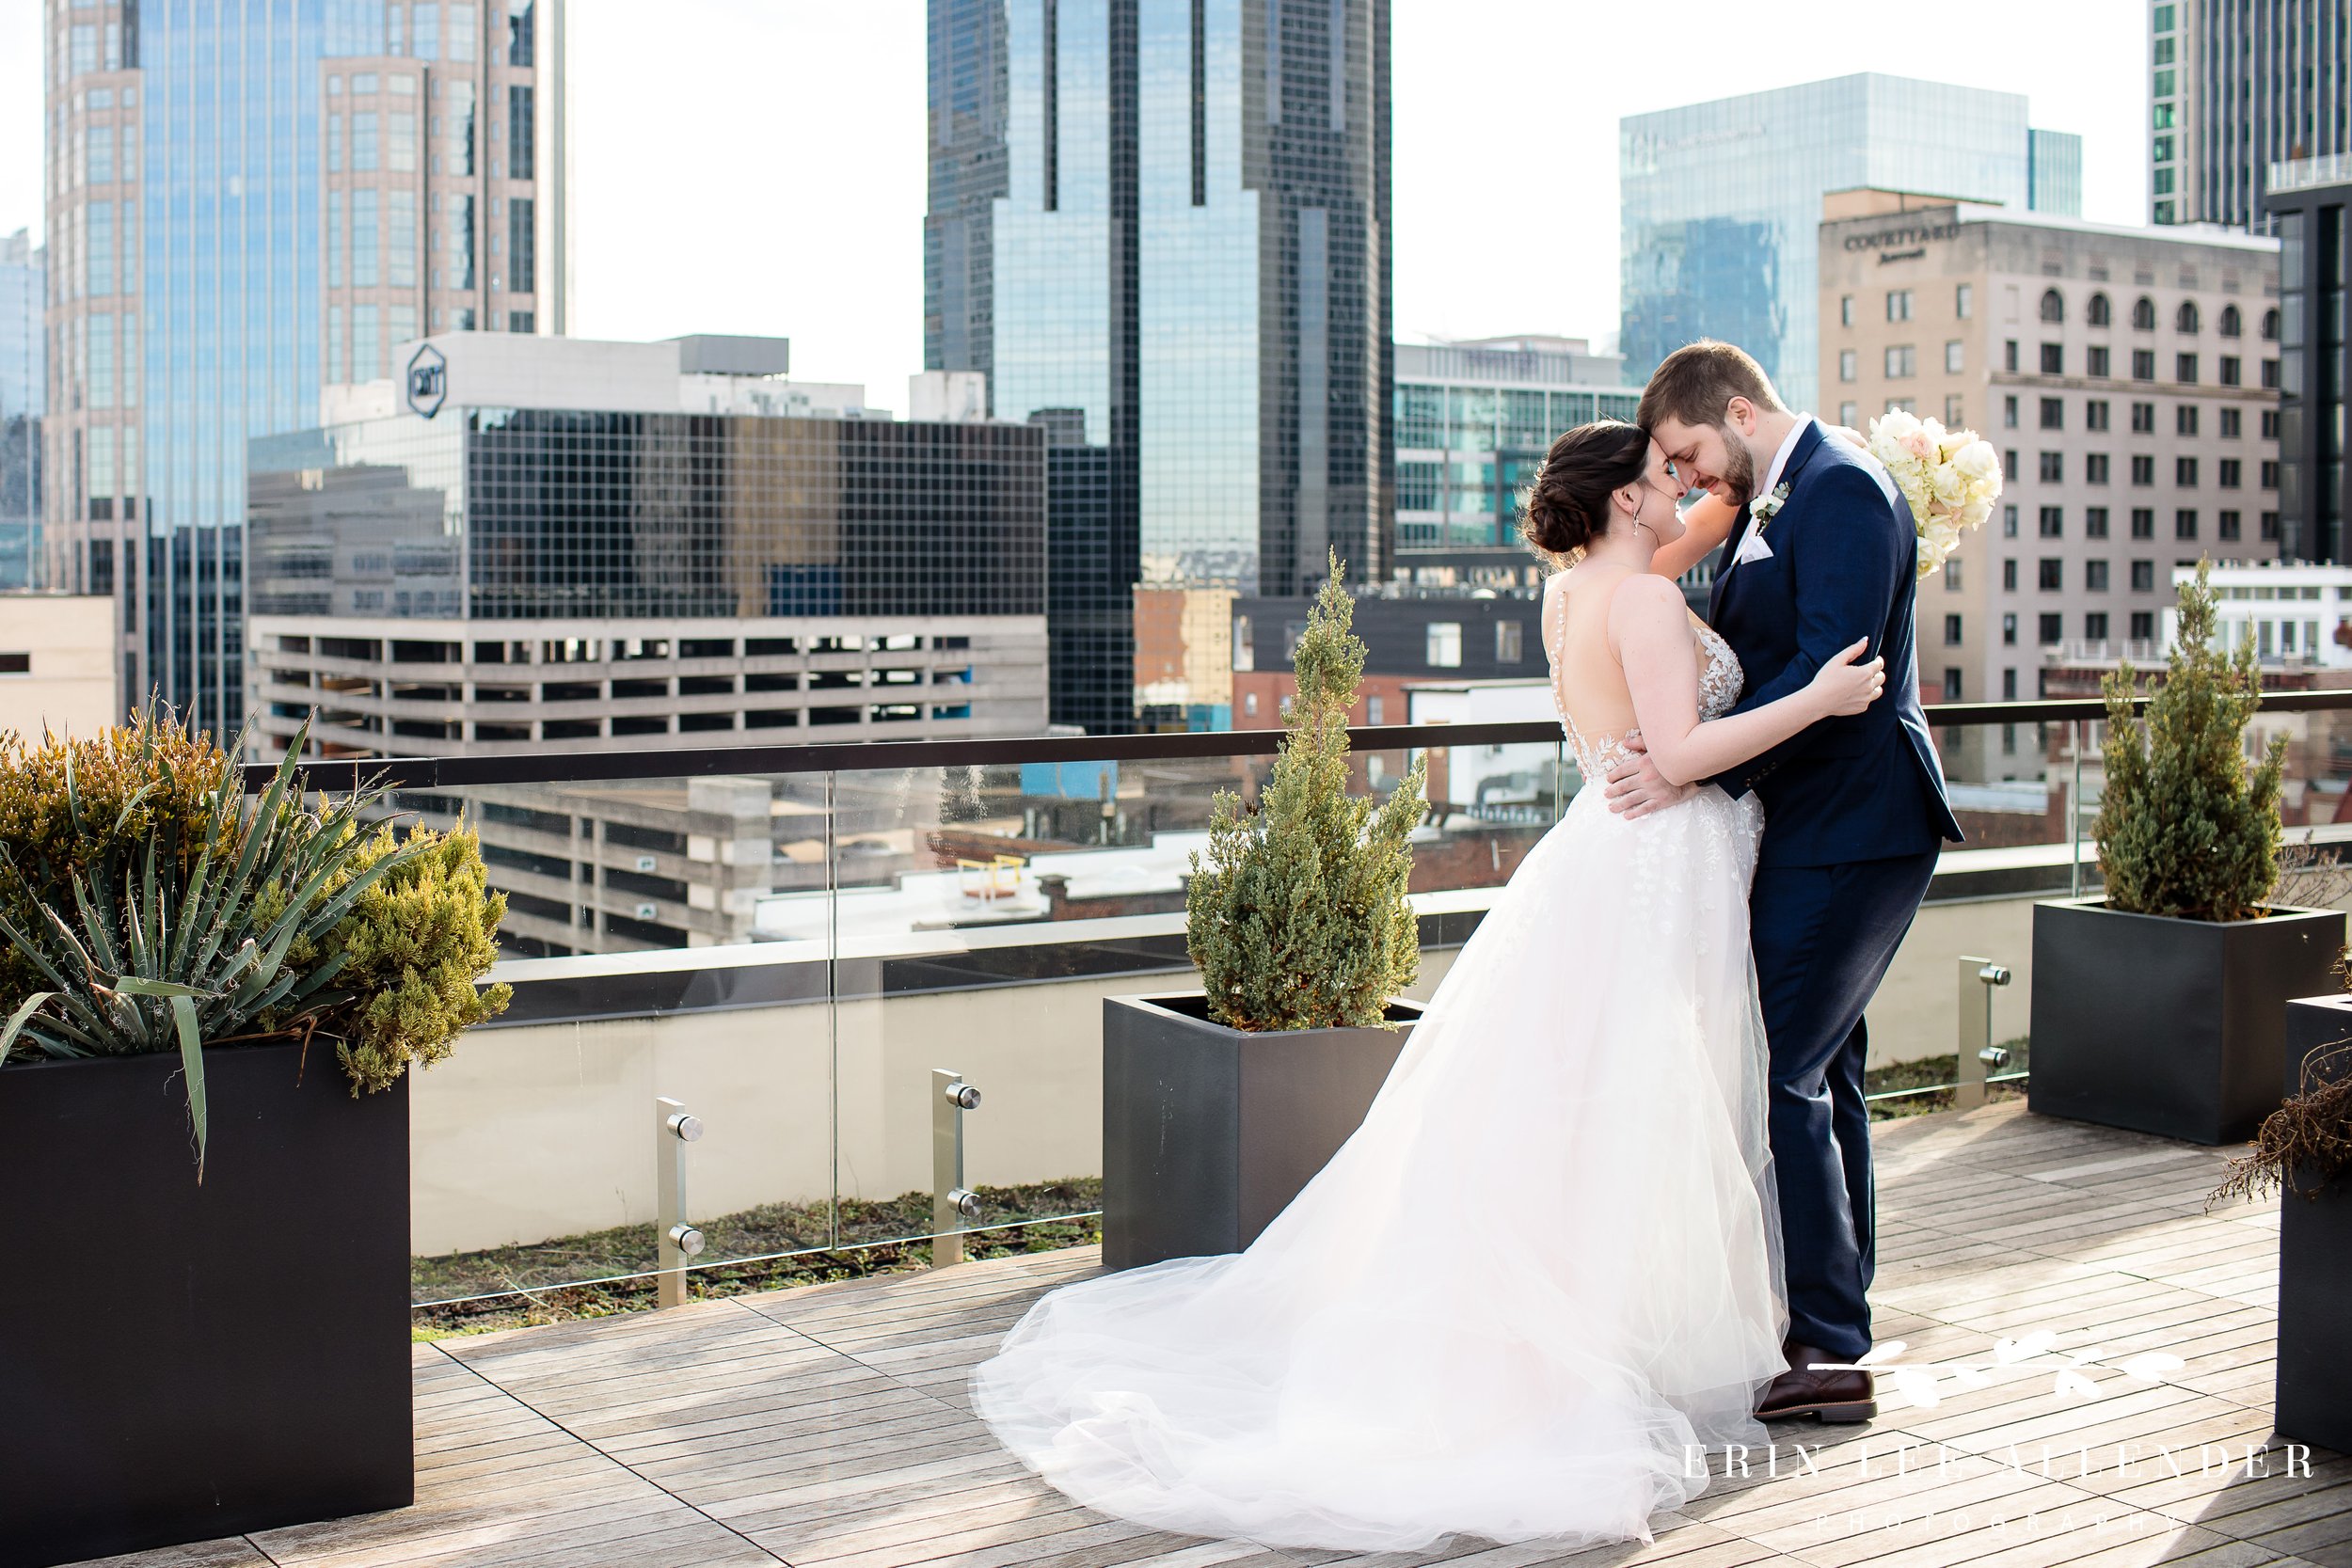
925, 0, 1391, 733
2268, 172, 2350, 562
247, 410, 1047, 623
2151, 0, 2349, 231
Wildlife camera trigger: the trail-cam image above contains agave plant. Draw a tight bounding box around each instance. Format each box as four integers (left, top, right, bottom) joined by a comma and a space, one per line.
0, 719, 423, 1178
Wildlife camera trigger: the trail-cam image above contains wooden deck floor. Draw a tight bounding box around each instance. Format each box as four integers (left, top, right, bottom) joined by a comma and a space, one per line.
83, 1101, 2350, 1568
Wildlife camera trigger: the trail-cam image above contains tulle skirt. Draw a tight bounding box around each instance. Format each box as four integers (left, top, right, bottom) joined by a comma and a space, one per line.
967, 781, 1788, 1553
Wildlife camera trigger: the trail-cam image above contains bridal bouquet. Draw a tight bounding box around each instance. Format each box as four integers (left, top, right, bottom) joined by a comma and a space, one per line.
1866, 409, 2001, 580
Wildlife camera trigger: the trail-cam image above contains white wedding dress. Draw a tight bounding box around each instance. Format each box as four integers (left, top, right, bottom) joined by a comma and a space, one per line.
968, 573, 1789, 1554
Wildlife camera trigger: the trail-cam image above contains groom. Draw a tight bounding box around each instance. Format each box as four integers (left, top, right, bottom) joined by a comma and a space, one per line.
1612, 341, 1963, 1422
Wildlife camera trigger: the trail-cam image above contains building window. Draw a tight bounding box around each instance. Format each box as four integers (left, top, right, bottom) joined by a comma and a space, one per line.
1956, 283, 1974, 318
1840, 294, 1855, 326
1496, 620, 1523, 663
1884, 397, 1917, 415
1244, 691, 1258, 717
2130, 401, 2155, 432
2218, 458, 2242, 489
2176, 301, 2201, 334
2262, 511, 2280, 540
1368, 695, 1384, 725
2005, 340, 2020, 372
2040, 289, 2065, 324
1839, 401, 1859, 427
2003, 507, 2019, 540
2039, 506, 2063, 537
2176, 456, 2199, 486
2263, 408, 2280, 439
2089, 344, 2110, 377
1946, 557, 1963, 591
2131, 454, 2155, 486
1944, 394, 1964, 424
2086, 453, 2110, 484
2175, 353, 2199, 383
2003, 558, 2019, 591
2132, 349, 2155, 380
2217, 509, 2242, 539
2219, 407, 2242, 438
2131, 560, 2155, 591
2131, 510, 2154, 540
2088, 293, 2112, 326
2039, 612, 2063, 644
2004, 395, 2020, 429
1945, 341, 1964, 373
2041, 343, 2064, 374
2039, 559, 2063, 592
2176, 404, 2200, 436
2086, 399, 2110, 431
2039, 451, 2063, 483
2261, 358, 2280, 388
2087, 559, 2110, 592
1944, 614, 1963, 645
1839, 349, 1857, 383
1425, 623, 1462, 668
2005, 450, 2020, 481
2002, 612, 2018, 645
1887, 290, 1914, 322
2131, 610, 2155, 640
2219, 356, 2241, 386
2174, 508, 2198, 539
2132, 296, 2156, 330
1943, 668, 1963, 701
2040, 397, 2064, 430
1884, 345, 1916, 378
2086, 506, 2110, 537
2261, 460, 2280, 489
2086, 611, 2110, 641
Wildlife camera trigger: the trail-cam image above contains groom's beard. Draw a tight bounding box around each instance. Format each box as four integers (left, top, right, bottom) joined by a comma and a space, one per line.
1721, 436, 1759, 515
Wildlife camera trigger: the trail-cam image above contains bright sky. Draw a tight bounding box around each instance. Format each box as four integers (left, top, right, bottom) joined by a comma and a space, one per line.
0, 2, 2150, 404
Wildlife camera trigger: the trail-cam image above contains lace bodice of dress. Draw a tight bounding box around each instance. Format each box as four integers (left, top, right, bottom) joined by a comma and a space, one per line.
1545, 576, 1745, 781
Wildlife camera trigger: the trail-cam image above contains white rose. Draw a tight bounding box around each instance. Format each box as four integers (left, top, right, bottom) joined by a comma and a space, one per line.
1953, 439, 2001, 485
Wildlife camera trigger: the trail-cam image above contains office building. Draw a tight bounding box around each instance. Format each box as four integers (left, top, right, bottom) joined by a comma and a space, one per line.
2172, 561, 2352, 665
1623, 73, 2082, 414
1819, 189, 2280, 777
2150, 0, 2349, 231
244, 333, 1049, 762
0, 592, 118, 738
2265, 155, 2349, 562
1394, 335, 1636, 593
1, 230, 40, 591
924, 0, 1392, 732
43, 0, 569, 738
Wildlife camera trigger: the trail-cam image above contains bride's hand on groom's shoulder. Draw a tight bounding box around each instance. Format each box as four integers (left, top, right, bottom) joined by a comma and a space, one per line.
1603, 737, 1699, 819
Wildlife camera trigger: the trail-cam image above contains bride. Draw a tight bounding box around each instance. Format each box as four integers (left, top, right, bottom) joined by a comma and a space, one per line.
966, 420, 1885, 1554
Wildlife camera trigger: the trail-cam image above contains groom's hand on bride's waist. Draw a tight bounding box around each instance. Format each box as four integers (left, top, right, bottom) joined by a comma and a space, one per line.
1603, 737, 1700, 819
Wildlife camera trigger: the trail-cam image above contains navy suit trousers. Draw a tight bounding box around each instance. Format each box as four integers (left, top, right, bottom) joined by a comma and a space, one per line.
1749, 847, 1940, 1361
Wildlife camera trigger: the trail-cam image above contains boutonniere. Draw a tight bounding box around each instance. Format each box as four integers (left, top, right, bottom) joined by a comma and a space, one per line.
1749, 482, 1791, 535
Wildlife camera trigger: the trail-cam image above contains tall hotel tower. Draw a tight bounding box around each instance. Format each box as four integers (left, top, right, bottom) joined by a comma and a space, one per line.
925, 0, 1391, 732
42, 0, 568, 736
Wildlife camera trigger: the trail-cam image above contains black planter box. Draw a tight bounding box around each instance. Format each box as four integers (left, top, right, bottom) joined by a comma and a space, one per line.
0, 1042, 413, 1568
2275, 995, 2352, 1455
1103, 991, 1422, 1271
2027, 897, 2344, 1145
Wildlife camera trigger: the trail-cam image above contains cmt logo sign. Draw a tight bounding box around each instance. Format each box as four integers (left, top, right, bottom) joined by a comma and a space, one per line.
405, 343, 448, 419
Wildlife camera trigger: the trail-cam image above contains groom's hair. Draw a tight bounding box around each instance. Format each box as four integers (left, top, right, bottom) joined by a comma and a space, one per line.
1637, 341, 1788, 431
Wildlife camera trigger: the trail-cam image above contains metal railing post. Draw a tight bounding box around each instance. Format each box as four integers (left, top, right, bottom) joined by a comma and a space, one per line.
932, 1069, 983, 1266
1955, 958, 2012, 1110
655, 1096, 705, 1307
2070, 718, 2086, 899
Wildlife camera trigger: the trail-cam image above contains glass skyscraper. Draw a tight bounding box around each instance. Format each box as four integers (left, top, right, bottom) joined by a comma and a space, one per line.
42, 0, 566, 739
2150, 0, 2349, 233
1, 230, 42, 590
925, 0, 1391, 732
1621, 73, 2080, 413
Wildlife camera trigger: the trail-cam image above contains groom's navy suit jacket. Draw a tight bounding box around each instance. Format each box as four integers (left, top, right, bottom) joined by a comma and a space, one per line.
1707, 420, 1963, 868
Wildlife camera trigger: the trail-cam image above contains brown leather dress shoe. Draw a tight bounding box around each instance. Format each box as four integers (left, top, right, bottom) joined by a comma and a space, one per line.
1755, 1339, 1878, 1422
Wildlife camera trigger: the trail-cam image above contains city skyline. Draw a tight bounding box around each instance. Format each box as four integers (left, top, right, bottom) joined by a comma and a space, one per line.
1, 1, 2155, 416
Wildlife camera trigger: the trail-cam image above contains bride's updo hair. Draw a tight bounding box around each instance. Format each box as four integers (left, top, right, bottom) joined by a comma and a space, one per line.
1519, 420, 1652, 558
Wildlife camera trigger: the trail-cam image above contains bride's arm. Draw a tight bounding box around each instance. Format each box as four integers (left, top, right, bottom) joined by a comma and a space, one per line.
1609, 577, 1883, 787
1645, 491, 1740, 580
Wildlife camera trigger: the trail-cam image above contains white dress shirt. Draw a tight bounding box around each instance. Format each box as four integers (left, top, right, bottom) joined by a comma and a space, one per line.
1761, 413, 1816, 499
